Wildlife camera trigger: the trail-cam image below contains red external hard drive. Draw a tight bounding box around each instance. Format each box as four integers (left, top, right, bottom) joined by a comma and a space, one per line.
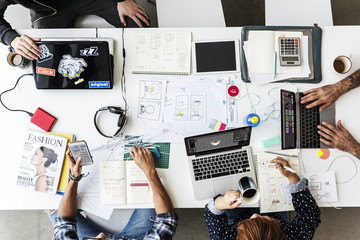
30, 108, 57, 131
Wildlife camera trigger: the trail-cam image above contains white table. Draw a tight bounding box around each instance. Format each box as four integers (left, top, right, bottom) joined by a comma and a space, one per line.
0, 26, 359, 210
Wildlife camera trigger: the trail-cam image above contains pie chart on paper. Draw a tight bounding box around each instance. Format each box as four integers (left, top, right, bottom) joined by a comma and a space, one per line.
318, 149, 330, 160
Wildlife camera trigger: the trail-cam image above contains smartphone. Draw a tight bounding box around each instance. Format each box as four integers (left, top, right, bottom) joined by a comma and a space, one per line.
68, 140, 93, 166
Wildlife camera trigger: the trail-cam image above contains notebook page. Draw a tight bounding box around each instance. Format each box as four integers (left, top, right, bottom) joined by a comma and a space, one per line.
248, 31, 275, 74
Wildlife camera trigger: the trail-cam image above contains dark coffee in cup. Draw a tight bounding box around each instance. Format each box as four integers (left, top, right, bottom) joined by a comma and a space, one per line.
243, 188, 257, 198
238, 176, 260, 204
333, 55, 352, 74
333, 59, 345, 73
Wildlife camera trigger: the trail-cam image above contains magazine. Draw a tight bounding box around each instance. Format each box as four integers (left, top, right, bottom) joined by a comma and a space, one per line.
16, 129, 68, 195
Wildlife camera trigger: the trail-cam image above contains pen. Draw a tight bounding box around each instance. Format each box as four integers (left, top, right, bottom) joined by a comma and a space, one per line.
264, 151, 298, 158
273, 51, 277, 80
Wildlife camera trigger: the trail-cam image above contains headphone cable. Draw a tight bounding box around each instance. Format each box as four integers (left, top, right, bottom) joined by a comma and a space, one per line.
0, 73, 34, 117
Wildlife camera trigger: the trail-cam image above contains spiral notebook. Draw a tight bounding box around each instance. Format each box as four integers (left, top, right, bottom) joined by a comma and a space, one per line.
132, 31, 192, 75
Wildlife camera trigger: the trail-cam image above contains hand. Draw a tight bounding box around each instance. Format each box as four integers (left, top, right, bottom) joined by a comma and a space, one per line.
130, 146, 156, 177
300, 84, 344, 112
214, 190, 241, 211
10, 35, 41, 60
66, 149, 82, 178
117, 0, 150, 28
270, 157, 300, 184
318, 120, 360, 158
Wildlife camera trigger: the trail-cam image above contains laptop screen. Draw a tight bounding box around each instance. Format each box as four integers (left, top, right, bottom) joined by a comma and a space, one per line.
281, 89, 296, 149
32, 41, 113, 89
184, 126, 252, 156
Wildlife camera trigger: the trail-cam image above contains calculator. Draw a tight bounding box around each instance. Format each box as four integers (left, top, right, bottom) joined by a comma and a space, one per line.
278, 37, 301, 66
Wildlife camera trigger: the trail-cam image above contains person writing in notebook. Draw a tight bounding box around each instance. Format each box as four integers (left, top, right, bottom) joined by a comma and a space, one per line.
49, 146, 178, 240
0, 0, 150, 60
301, 69, 360, 158
204, 157, 321, 240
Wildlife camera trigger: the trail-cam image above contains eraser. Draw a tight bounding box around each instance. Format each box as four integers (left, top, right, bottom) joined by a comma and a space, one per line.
30, 107, 57, 132
262, 136, 281, 148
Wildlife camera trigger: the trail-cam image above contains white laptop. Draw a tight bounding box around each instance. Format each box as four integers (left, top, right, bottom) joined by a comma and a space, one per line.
184, 126, 257, 200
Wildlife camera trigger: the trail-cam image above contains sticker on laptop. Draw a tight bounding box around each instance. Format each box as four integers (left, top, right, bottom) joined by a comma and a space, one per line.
80, 47, 99, 56
89, 81, 110, 88
36, 67, 55, 76
58, 55, 87, 79
37, 45, 53, 63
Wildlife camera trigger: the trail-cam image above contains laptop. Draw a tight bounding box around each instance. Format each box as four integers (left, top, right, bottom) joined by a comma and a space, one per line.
184, 126, 257, 200
32, 40, 113, 89
281, 89, 336, 149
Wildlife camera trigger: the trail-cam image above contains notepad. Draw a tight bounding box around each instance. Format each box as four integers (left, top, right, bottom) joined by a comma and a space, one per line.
254, 149, 300, 213
248, 31, 302, 74
132, 31, 192, 75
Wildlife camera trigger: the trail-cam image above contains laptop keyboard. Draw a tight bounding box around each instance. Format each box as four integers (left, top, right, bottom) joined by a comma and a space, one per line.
299, 93, 321, 148
192, 150, 250, 181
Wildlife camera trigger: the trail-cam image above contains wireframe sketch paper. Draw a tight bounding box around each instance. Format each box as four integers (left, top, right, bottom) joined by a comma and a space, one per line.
132, 31, 192, 75
301, 171, 338, 203
137, 80, 167, 122
254, 149, 300, 213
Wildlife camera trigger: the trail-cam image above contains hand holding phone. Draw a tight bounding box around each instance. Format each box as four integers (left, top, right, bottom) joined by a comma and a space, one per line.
68, 140, 93, 166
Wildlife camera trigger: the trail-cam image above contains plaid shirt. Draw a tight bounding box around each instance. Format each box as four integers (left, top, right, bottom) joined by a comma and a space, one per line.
52, 212, 178, 240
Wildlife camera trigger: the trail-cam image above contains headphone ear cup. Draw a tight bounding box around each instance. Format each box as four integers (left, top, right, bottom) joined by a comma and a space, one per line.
117, 113, 126, 128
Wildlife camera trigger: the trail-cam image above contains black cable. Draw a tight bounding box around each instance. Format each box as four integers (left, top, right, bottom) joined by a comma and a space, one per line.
121, 27, 128, 112
0, 73, 34, 117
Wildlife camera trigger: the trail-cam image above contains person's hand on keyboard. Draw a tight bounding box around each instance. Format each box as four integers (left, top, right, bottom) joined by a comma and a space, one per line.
214, 190, 241, 211
130, 146, 156, 177
317, 120, 360, 158
300, 84, 344, 112
271, 157, 300, 184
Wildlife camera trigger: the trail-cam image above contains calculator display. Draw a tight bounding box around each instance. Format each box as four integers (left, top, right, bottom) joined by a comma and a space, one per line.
282, 57, 299, 61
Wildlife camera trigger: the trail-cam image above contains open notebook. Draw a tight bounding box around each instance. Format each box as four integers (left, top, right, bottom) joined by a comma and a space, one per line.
254, 149, 300, 213
132, 31, 192, 75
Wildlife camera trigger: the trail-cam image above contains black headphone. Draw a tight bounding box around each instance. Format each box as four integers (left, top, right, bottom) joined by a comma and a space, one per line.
94, 106, 127, 138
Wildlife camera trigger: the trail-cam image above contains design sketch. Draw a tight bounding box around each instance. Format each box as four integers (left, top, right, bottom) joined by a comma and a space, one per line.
174, 109, 188, 121
191, 95, 205, 108
138, 101, 161, 121
139, 80, 163, 100
189, 110, 204, 121
308, 174, 331, 201
176, 95, 189, 108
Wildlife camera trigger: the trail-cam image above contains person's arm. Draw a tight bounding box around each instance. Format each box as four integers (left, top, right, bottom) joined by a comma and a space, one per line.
52, 150, 82, 240
271, 157, 321, 239
203, 191, 241, 240
58, 150, 82, 218
317, 120, 360, 158
301, 69, 360, 111
130, 146, 178, 239
0, 1, 41, 59
117, 0, 150, 28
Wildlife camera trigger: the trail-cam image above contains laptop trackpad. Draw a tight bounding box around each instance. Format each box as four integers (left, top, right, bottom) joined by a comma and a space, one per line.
213, 177, 238, 196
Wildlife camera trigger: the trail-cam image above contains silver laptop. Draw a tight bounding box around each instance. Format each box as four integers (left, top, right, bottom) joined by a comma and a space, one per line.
184, 126, 257, 200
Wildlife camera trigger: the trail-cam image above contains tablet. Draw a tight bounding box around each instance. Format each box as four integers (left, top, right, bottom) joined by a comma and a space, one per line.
192, 40, 240, 74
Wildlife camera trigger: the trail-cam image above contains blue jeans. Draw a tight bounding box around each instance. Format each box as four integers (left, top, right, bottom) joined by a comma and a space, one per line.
48, 209, 156, 240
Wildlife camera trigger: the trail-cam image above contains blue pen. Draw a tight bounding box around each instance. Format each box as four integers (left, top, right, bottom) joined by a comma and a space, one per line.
273, 51, 277, 80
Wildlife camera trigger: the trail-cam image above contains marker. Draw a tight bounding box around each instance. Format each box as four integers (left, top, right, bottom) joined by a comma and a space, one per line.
283, 165, 297, 173
264, 151, 298, 158
273, 51, 277, 80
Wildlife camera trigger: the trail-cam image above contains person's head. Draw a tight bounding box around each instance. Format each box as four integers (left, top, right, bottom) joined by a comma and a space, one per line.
31, 147, 58, 168
236, 214, 287, 240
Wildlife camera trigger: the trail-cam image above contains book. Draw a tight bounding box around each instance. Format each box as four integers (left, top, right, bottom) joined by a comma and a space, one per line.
132, 31, 192, 75
100, 160, 153, 205
253, 149, 300, 213
47, 132, 75, 195
16, 129, 68, 195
